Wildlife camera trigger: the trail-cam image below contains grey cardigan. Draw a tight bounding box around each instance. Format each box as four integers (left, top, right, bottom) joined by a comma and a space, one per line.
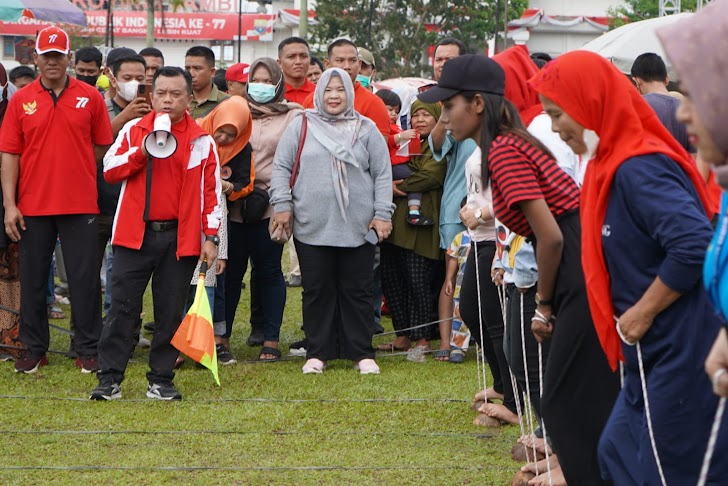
269, 114, 394, 248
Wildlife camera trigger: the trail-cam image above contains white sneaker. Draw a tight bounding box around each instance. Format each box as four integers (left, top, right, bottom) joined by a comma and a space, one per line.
302, 358, 326, 374
355, 359, 380, 375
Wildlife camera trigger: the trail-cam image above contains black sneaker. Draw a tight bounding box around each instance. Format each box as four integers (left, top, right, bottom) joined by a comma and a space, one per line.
89, 379, 121, 400
146, 382, 182, 400
246, 329, 264, 347
216, 344, 237, 366
289, 338, 307, 357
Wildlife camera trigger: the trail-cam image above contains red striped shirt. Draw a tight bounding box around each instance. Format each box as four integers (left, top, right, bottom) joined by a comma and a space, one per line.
489, 134, 580, 236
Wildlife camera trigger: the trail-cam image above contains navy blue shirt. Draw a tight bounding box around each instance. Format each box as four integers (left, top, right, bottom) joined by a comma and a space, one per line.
603, 154, 717, 389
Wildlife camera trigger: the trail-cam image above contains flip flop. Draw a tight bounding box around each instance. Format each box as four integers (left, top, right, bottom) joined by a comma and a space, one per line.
449, 349, 465, 363
433, 349, 451, 361
375, 342, 409, 352
259, 346, 281, 361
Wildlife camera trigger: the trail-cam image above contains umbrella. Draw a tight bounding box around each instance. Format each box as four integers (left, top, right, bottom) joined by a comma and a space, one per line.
579, 13, 693, 80
171, 261, 220, 385
0, 0, 87, 26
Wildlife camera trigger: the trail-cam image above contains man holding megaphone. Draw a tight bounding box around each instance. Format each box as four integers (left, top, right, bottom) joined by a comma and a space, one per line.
91, 66, 222, 401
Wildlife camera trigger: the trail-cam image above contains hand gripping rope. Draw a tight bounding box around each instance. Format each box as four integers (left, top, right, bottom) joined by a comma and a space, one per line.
615, 317, 667, 486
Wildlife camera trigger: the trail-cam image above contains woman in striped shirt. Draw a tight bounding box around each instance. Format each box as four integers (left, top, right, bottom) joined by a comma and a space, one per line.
418, 54, 619, 486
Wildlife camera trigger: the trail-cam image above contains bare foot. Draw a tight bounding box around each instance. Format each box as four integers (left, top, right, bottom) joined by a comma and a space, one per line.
521, 454, 559, 476
413, 338, 430, 350
479, 402, 520, 425
474, 387, 505, 402
528, 465, 566, 486
473, 413, 502, 427
519, 435, 550, 455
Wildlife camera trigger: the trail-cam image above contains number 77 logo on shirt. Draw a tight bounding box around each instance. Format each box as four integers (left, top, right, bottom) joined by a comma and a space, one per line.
76, 97, 89, 109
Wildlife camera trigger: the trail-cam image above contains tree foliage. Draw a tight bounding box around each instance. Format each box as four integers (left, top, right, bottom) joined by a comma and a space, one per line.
609, 0, 697, 26
311, 0, 527, 78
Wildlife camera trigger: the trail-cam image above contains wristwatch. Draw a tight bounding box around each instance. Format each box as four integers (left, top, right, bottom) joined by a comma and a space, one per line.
535, 293, 553, 306
474, 208, 487, 225
205, 235, 220, 246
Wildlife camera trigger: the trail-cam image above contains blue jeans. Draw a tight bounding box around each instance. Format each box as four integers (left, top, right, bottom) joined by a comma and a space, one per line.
224, 218, 285, 341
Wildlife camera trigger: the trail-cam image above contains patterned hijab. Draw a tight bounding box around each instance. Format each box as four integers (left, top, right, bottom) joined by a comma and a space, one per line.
245, 57, 300, 118
657, 2, 728, 160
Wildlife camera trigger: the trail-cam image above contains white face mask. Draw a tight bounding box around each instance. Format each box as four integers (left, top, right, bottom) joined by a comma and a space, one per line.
116, 80, 139, 103
581, 129, 600, 161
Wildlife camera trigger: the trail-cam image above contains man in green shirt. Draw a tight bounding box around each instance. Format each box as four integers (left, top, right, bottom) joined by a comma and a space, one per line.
185, 46, 228, 119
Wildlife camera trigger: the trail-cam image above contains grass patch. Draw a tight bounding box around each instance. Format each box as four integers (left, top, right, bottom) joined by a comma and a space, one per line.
0, 245, 522, 484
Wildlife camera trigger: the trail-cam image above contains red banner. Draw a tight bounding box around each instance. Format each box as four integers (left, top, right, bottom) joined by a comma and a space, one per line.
0, 11, 275, 41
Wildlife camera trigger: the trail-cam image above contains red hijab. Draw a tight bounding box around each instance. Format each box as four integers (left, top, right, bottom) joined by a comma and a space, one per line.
529, 51, 711, 371
493, 46, 542, 127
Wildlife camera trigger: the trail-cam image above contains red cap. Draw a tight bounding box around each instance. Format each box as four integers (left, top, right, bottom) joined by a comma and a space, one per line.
225, 63, 249, 83
35, 26, 70, 55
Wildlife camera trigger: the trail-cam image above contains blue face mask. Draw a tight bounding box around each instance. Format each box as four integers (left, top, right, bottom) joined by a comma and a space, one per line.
248, 82, 277, 104
356, 74, 371, 88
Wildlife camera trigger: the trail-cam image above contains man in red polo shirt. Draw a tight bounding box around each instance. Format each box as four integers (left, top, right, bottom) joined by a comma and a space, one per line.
90, 66, 221, 401
301, 39, 390, 139
278, 37, 316, 105
0, 26, 113, 374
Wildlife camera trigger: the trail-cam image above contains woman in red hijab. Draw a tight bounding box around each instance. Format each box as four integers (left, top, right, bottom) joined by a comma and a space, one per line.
531, 50, 727, 485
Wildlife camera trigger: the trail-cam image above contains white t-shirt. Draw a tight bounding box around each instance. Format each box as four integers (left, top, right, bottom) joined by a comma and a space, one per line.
465, 146, 495, 242
527, 113, 582, 184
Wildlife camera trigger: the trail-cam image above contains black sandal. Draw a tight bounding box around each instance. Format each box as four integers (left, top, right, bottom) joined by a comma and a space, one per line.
406, 213, 435, 226
259, 346, 281, 361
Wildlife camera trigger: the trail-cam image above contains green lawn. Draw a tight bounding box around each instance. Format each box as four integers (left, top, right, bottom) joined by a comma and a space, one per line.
0, 246, 522, 484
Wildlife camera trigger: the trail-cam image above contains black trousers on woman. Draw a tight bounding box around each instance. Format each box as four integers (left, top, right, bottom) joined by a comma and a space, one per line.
539, 211, 620, 486
295, 240, 376, 362
504, 284, 549, 421
459, 241, 515, 413
380, 244, 438, 341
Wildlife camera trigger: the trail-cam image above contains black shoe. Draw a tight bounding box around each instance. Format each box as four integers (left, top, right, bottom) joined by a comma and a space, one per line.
406, 213, 434, 226
216, 343, 237, 365
143, 321, 156, 332
287, 275, 302, 287
246, 329, 264, 347
146, 382, 182, 400
289, 338, 307, 357
67, 337, 77, 359
89, 379, 121, 401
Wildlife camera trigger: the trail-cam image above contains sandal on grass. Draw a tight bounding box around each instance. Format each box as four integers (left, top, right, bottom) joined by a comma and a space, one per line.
449, 349, 465, 363
259, 346, 281, 361
375, 342, 409, 352
433, 349, 451, 361
47, 304, 65, 319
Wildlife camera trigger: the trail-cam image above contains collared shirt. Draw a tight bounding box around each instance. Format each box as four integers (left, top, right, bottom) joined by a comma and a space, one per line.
284, 79, 316, 105
189, 84, 229, 120
0, 76, 113, 216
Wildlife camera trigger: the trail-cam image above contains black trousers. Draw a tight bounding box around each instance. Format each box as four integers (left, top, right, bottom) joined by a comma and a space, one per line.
19, 215, 101, 357
296, 240, 375, 361
380, 244, 438, 341
97, 228, 197, 384
539, 211, 620, 486
504, 284, 549, 421
458, 241, 515, 412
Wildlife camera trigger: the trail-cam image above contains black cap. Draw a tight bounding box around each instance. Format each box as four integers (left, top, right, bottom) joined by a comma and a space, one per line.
105, 47, 138, 68
418, 54, 505, 103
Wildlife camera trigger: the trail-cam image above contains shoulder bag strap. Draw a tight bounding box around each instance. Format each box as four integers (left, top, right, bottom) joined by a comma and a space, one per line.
289, 113, 307, 189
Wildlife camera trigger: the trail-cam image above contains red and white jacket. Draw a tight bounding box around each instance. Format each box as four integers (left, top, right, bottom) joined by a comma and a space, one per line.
103, 111, 222, 258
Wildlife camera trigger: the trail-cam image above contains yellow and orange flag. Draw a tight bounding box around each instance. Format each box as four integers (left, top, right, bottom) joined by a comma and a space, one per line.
171, 261, 220, 385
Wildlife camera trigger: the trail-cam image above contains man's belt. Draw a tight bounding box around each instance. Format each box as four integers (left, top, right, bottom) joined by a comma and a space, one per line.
147, 220, 178, 232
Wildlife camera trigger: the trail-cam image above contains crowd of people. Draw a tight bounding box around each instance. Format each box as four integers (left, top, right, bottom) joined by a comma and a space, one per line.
0, 3, 728, 483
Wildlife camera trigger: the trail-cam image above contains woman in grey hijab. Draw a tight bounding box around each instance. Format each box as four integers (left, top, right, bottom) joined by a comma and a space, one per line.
270, 68, 394, 375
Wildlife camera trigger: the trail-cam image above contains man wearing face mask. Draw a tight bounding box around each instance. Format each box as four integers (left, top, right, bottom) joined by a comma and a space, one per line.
74, 47, 103, 90
357, 48, 377, 91
185, 46, 228, 120
107, 51, 151, 137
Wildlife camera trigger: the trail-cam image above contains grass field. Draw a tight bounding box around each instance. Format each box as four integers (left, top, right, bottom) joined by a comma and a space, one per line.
0, 246, 523, 485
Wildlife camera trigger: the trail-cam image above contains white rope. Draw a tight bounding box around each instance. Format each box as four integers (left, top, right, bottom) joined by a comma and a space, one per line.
538, 342, 553, 486
475, 343, 483, 393
472, 241, 489, 403
519, 292, 539, 475
697, 397, 725, 486
615, 316, 667, 486
500, 284, 525, 439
